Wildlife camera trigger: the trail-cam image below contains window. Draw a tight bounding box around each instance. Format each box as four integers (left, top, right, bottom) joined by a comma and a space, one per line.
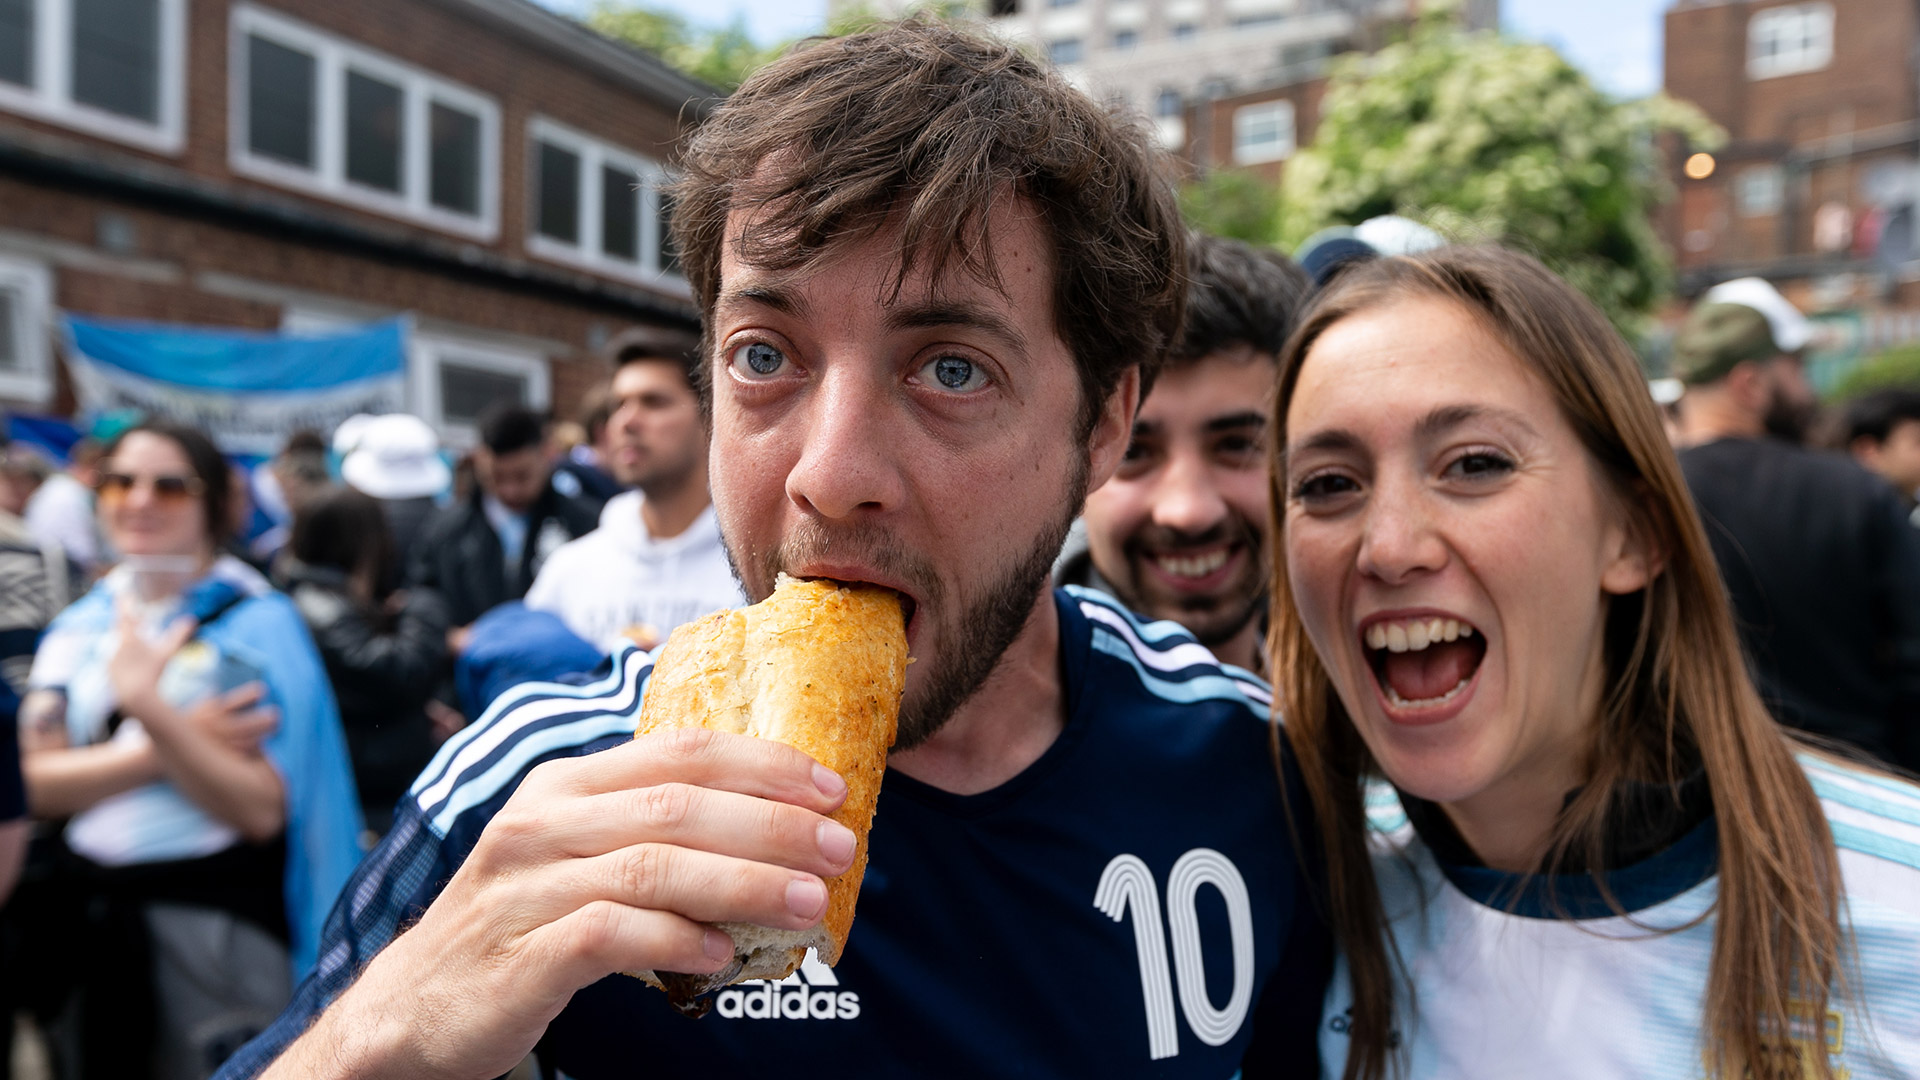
1171, 22, 1197, 40
1113, 29, 1138, 49
0, 255, 52, 405
1232, 99, 1294, 165
1047, 0, 1079, 6
527, 117, 678, 283
1748, 2, 1833, 79
412, 333, 550, 441
0, 0, 183, 151
1154, 87, 1183, 118
1736, 165, 1785, 216
230, 5, 500, 240
1047, 38, 1083, 65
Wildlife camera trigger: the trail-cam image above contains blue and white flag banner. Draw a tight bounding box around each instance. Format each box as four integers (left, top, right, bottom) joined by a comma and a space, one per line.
63, 315, 409, 455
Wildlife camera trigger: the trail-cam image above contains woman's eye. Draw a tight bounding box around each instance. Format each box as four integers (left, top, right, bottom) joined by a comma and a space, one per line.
1293, 473, 1359, 502
919, 354, 989, 393
1446, 451, 1515, 480
729, 342, 790, 379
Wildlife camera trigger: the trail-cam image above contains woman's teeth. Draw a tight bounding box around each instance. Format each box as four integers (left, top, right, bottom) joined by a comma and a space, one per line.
1154, 549, 1228, 579
1364, 617, 1474, 653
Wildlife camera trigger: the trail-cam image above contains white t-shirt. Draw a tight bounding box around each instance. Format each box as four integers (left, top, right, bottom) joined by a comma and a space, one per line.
1321, 756, 1920, 1079
524, 490, 744, 651
25, 472, 102, 571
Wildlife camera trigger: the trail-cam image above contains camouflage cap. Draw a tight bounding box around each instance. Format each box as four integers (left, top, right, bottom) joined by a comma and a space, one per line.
1671, 301, 1785, 386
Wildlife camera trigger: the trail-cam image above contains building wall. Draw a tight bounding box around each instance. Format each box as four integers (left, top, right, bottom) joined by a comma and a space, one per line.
0, 0, 706, 435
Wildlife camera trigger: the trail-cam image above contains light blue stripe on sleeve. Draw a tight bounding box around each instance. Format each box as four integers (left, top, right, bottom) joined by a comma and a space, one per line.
1088, 630, 1270, 720
427, 711, 644, 836
1828, 821, 1920, 872
1808, 774, 1920, 831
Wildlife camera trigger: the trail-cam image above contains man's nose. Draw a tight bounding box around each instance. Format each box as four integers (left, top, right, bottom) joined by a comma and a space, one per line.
785, 366, 907, 520
1148, 450, 1229, 536
1354, 476, 1447, 586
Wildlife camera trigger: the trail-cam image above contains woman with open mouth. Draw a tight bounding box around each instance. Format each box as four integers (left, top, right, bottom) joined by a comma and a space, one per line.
1268, 246, 1920, 1079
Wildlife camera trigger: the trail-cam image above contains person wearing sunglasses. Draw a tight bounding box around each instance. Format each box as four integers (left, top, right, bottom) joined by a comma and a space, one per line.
16, 421, 361, 1080
1270, 247, 1920, 1079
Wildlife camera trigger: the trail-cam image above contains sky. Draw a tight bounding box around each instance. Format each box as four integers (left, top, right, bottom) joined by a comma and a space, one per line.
540, 0, 1672, 100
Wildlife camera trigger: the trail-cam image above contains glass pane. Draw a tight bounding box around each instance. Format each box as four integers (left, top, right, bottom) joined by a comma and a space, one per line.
657, 188, 680, 275
536, 140, 580, 244
71, 0, 159, 123
0, 290, 18, 372
429, 101, 482, 216
440, 361, 527, 426
601, 164, 638, 261
0, 0, 33, 88
247, 35, 316, 168
345, 69, 404, 193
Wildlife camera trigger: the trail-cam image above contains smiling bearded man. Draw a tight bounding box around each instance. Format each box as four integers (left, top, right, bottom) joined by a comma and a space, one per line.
219, 20, 1330, 1080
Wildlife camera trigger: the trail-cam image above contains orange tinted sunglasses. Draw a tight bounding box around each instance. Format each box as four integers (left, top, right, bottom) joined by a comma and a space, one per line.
95, 471, 206, 506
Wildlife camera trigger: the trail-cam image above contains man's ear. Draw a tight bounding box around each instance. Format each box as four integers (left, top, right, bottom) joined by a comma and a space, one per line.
1851, 434, 1885, 470
1087, 366, 1141, 492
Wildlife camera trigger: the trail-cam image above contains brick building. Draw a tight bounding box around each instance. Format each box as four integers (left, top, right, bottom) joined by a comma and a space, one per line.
1664, 0, 1920, 368
0, 0, 714, 443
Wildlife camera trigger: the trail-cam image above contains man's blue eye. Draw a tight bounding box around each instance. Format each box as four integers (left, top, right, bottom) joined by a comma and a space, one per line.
746, 343, 783, 375
935, 357, 973, 388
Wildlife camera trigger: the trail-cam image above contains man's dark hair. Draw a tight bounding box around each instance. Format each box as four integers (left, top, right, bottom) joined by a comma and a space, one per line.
477, 404, 546, 456
605, 327, 701, 393
1841, 386, 1920, 447
101, 421, 233, 542
669, 18, 1187, 429
1173, 233, 1311, 370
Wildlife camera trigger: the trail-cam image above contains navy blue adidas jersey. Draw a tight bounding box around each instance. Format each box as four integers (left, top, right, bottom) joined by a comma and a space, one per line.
218, 587, 1329, 1079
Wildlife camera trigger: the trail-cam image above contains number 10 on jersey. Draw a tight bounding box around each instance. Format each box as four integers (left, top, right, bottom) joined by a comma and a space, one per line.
1094, 849, 1256, 1060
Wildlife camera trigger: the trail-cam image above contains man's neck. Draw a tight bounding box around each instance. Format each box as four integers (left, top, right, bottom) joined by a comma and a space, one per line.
640, 468, 712, 540
1215, 617, 1263, 673
889, 587, 1066, 796
1676, 388, 1763, 444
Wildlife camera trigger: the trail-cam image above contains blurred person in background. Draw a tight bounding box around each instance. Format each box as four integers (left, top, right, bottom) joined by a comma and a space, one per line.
549, 383, 624, 505
248, 432, 331, 566
525, 336, 741, 651
24, 439, 105, 578
1840, 386, 1920, 519
408, 404, 598, 641
0, 442, 50, 516
274, 486, 450, 838
1057, 233, 1310, 673
1674, 288, 1920, 772
335, 414, 450, 591
16, 422, 361, 1080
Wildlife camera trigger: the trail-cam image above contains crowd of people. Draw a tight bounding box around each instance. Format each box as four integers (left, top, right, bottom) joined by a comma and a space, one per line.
0, 16, 1917, 1080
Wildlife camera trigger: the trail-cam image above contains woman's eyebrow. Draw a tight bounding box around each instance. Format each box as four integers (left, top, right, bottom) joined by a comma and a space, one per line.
1414, 403, 1541, 441
1285, 428, 1364, 459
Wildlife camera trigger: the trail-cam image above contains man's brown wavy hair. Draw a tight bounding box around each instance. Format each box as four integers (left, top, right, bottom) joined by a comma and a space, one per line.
666, 18, 1187, 431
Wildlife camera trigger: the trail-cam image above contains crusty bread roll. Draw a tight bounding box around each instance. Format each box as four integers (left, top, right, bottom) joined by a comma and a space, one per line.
629, 573, 907, 1015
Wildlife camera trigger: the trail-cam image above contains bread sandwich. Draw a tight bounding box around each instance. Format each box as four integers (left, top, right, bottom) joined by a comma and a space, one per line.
629, 573, 908, 1015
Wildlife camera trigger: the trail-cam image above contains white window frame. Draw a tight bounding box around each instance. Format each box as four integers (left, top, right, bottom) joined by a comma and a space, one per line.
1736, 165, 1785, 217
229, 4, 501, 241
412, 332, 550, 446
525, 116, 681, 288
1748, 2, 1834, 80
0, 0, 186, 153
0, 255, 53, 404
1231, 99, 1295, 166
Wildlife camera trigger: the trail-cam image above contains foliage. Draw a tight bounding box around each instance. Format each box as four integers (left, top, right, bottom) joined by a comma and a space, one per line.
1278, 11, 1722, 337
1180, 170, 1284, 246
1826, 344, 1920, 403
584, 1, 975, 93
582, 2, 781, 93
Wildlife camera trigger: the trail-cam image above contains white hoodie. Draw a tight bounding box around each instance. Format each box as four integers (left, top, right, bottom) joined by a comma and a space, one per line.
525, 491, 745, 652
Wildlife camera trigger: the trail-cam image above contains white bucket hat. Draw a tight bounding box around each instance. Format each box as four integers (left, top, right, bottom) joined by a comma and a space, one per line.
338, 413, 451, 500
1702, 277, 1814, 353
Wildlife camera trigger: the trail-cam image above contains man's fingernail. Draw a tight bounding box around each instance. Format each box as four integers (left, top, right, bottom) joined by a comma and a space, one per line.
812, 763, 847, 800
704, 929, 733, 963
817, 821, 856, 866
786, 878, 827, 919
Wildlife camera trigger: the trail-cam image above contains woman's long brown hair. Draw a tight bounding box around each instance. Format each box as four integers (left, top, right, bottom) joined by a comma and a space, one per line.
1268, 247, 1844, 1080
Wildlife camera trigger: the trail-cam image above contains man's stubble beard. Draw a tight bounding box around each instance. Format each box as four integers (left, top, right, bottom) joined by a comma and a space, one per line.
724, 457, 1089, 753
1111, 516, 1268, 650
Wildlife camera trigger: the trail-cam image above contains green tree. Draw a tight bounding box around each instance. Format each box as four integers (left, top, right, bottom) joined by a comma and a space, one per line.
1279, 11, 1721, 337
582, 2, 779, 92
1180, 170, 1283, 246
